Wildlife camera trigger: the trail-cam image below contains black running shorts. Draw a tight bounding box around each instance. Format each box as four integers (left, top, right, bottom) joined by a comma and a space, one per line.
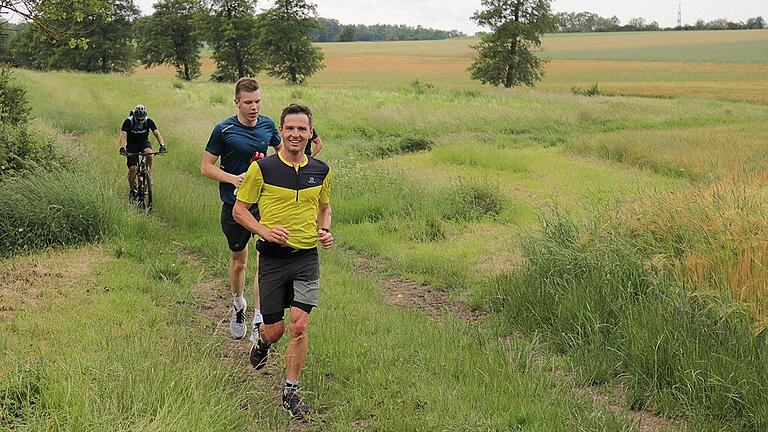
258, 245, 319, 325
220, 203, 260, 252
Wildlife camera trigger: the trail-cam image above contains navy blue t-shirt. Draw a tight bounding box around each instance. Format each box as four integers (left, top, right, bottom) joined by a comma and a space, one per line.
205, 115, 281, 205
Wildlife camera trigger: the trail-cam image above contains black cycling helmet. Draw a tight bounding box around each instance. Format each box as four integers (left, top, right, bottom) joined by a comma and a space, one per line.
133, 104, 147, 120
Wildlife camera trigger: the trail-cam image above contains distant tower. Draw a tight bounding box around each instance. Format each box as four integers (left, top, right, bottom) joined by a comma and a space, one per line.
677, 2, 682, 27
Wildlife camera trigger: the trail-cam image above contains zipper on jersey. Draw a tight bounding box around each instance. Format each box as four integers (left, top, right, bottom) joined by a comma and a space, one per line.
294, 164, 300, 202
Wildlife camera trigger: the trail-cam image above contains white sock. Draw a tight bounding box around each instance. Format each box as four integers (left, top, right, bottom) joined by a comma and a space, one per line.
233, 296, 247, 310
252, 309, 263, 325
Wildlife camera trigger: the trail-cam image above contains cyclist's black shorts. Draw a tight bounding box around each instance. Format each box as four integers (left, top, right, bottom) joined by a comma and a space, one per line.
126, 141, 152, 167
220, 203, 260, 252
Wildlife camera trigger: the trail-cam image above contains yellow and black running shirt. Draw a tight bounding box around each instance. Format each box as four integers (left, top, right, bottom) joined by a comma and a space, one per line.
236, 152, 332, 250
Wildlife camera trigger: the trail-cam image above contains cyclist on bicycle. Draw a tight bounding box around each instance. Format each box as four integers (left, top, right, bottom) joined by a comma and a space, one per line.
118, 104, 167, 198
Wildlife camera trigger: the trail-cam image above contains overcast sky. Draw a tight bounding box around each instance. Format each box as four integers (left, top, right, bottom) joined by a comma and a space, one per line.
62, 0, 768, 33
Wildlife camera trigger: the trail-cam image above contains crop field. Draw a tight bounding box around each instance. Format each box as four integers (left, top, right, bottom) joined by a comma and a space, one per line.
3, 30, 768, 431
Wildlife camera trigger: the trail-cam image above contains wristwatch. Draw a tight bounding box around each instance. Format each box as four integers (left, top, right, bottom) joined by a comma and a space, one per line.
320, 228, 332, 235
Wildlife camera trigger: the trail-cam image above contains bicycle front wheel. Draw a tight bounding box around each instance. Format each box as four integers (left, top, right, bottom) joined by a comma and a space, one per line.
142, 169, 153, 212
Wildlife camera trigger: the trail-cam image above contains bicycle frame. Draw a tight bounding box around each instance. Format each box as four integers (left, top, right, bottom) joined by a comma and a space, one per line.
124, 150, 165, 212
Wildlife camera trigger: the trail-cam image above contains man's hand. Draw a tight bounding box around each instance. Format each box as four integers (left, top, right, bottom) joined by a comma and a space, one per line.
261, 226, 290, 245
159, 144, 167, 153
231, 172, 246, 187
119, 146, 126, 156
318, 229, 333, 249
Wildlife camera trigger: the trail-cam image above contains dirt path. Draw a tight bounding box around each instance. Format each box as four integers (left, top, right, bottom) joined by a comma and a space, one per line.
346, 249, 680, 432
349, 252, 484, 322
182, 251, 314, 432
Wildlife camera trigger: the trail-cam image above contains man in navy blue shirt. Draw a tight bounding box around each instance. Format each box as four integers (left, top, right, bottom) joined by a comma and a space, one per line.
200, 78, 281, 342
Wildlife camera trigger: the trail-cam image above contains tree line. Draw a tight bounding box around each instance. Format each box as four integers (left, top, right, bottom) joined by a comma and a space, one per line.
313, 18, 464, 42
0, 0, 466, 83
555, 11, 766, 33
0, 0, 324, 84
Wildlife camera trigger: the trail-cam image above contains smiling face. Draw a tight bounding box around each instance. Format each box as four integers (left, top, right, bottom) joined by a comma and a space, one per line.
234, 89, 262, 126
279, 113, 312, 156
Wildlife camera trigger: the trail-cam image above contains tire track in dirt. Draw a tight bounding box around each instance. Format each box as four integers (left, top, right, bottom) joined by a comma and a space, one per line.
344, 249, 680, 432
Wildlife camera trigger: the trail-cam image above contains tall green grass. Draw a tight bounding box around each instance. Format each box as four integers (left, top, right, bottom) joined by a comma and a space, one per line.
491, 208, 768, 429
0, 170, 122, 258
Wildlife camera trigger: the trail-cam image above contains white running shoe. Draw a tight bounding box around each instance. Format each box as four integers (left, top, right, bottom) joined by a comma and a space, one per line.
230, 305, 247, 340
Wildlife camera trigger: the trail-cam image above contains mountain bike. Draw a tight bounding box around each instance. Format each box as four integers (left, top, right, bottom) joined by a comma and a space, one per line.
124, 149, 165, 212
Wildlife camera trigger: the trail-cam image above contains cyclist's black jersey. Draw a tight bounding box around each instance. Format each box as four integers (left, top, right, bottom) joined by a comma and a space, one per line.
122, 117, 157, 146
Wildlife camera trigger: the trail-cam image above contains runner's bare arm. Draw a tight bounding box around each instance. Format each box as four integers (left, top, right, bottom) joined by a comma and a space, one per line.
317, 202, 333, 249
311, 136, 324, 157
200, 151, 243, 187
152, 129, 166, 146
118, 131, 127, 151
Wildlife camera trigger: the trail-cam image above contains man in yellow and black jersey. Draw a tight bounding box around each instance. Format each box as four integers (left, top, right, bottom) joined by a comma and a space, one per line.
233, 104, 332, 419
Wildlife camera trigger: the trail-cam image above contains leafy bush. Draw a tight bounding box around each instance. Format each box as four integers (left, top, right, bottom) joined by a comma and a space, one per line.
408, 79, 437, 95
370, 136, 434, 158
571, 82, 610, 97
0, 69, 69, 179
444, 179, 504, 221
0, 68, 30, 126
0, 123, 69, 178
409, 212, 447, 242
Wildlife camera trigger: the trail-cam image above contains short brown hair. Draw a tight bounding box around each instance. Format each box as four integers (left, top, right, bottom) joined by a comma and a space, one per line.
234, 77, 260, 98
280, 103, 313, 127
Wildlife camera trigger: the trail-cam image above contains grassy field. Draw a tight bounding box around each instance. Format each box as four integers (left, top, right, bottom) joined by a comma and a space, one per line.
3, 30, 768, 430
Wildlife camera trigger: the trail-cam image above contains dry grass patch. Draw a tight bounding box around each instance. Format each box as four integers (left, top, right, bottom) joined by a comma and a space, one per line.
0, 245, 109, 321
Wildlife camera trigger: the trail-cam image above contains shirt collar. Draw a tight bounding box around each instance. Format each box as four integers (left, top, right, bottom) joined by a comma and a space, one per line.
278, 151, 308, 168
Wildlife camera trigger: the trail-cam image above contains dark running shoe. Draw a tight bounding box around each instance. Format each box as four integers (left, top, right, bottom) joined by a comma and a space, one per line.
282, 388, 311, 419
249, 340, 271, 370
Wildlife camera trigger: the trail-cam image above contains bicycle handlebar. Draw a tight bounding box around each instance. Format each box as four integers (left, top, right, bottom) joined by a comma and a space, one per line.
123, 150, 167, 157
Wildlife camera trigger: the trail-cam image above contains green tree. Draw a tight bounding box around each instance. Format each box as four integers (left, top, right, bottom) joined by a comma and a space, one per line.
205, 0, 260, 81
69, 0, 139, 72
468, 0, 555, 88
137, 0, 203, 80
257, 0, 324, 85
10, 0, 138, 72
337, 24, 355, 42
746, 16, 765, 29
0, 20, 10, 63
1, 0, 111, 47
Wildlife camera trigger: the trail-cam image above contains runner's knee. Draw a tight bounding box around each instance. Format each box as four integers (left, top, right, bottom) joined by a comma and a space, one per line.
289, 312, 309, 339
289, 320, 307, 339
231, 252, 247, 272
262, 322, 284, 343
